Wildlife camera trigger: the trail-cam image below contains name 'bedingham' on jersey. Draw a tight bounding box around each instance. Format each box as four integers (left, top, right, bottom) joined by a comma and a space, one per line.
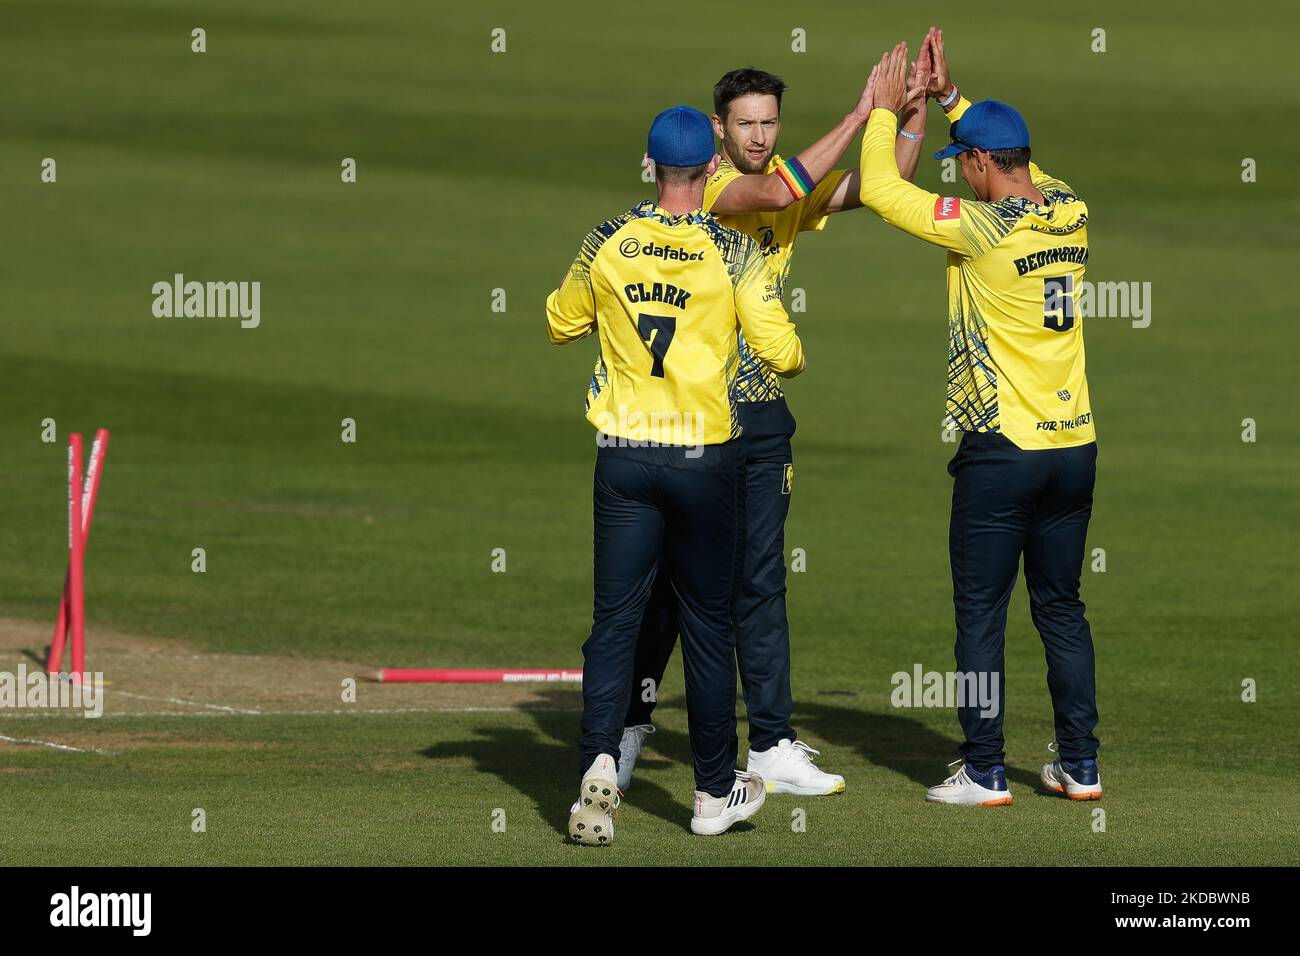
859, 98, 1094, 450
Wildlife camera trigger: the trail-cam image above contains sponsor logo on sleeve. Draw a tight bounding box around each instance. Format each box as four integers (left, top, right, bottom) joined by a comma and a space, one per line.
934, 196, 961, 221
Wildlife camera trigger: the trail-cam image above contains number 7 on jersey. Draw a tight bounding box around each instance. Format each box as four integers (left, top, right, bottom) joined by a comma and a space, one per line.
637, 313, 676, 378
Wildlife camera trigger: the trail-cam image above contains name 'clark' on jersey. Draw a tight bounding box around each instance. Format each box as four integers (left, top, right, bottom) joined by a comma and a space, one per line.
545, 201, 805, 447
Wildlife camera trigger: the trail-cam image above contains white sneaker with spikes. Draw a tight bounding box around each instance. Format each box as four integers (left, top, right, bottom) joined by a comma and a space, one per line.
568, 753, 621, 846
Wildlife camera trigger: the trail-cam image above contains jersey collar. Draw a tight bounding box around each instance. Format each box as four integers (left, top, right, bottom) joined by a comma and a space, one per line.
633, 199, 710, 227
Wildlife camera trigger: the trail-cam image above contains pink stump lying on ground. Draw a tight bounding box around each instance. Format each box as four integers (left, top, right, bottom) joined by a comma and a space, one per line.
366, 668, 583, 683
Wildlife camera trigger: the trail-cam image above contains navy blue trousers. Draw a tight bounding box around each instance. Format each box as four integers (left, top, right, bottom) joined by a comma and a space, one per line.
580, 438, 746, 797
948, 431, 1100, 771
626, 400, 797, 753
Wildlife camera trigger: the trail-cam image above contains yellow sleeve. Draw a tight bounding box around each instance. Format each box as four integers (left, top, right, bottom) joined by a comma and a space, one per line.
731, 238, 805, 377
546, 215, 635, 344
545, 241, 598, 345
798, 169, 847, 233
857, 108, 984, 256
945, 95, 972, 124
703, 161, 744, 213
1029, 161, 1075, 196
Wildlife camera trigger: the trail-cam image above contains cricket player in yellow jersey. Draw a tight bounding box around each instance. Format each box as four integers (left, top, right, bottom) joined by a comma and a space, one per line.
619, 53, 931, 797
859, 33, 1102, 806
547, 106, 806, 843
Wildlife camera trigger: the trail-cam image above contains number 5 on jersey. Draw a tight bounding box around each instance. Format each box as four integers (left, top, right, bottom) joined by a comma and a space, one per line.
1043, 276, 1075, 333
637, 313, 677, 377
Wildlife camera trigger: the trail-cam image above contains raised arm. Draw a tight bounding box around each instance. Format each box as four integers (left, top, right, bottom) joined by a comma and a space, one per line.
708, 67, 884, 215
893, 41, 933, 182
856, 44, 985, 257
827, 49, 928, 213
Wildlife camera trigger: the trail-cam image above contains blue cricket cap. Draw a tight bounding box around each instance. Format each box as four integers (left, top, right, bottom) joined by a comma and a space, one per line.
647, 106, 715, 167
933, 100, 1030, 161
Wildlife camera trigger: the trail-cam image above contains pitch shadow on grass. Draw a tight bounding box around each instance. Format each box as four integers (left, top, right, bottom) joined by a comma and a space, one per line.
649, 697, 1043, 792
421, 726, 576, 837
419, 701, 697, 837
418, 696, 1043, 835
796, 700, 1044, 792
524, 704, 696, 834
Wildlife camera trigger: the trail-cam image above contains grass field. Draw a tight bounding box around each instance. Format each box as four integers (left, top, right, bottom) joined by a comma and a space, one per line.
1, 0, 1297, 865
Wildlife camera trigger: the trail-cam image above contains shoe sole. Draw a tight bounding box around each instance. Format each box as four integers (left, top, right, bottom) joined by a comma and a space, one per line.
925, 793, 1014, 807
568, 774, 618, 846
764, 778, 846, 796
691, 788, 766, 835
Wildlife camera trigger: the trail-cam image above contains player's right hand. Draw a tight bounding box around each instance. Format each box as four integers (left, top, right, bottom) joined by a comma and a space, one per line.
923, 27, 953, 101
853, 64, 881, 121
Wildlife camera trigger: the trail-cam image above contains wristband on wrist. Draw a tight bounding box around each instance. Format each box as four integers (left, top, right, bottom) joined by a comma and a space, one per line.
938, 85, 959, 109
897, 128, 925, 141
774, 156, 814, 200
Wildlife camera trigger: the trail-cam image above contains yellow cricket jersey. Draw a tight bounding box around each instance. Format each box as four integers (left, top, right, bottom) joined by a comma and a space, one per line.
703, 155, 845, 403
859, 104, 1094, 450
546, 200, 805, 446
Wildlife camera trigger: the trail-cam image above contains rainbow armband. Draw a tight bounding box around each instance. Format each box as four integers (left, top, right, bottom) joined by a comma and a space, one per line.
774, 156, 814, 201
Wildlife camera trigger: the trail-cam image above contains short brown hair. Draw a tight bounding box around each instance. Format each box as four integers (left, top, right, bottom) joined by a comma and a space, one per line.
713, 68, 786, 118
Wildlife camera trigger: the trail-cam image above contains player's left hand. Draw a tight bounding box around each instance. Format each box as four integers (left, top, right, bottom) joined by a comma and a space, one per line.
909, 58, 932, 110
916, 31, 934, 87
873, 43, 925, 115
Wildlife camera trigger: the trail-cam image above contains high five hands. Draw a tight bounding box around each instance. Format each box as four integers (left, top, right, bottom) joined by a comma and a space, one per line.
921, 27, 953, 102
870, 41, 929, 116
860, 26, 962, 118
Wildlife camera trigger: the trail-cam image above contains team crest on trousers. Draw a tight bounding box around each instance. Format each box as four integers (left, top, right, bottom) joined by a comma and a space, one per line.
782, 463, 794, 495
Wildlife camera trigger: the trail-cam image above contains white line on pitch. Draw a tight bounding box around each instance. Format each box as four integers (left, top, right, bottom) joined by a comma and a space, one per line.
0, 733, 115, 755
112, 690, 262, 715
0, 706, 579, 719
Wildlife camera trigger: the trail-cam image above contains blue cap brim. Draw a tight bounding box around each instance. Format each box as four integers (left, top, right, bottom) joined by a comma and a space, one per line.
932, 142, 969, 161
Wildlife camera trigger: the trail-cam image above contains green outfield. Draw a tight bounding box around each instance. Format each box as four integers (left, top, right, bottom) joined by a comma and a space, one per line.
1, 0, 1297, 865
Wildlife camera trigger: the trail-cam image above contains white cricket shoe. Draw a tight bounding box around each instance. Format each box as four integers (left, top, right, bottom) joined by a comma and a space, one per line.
617, 724, 655, 791
1041, 755, 1103, 800
690, 771, 766, 836
568, 753, 620, 846
745, 739, 845, 795
925, 759, 1014, 806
